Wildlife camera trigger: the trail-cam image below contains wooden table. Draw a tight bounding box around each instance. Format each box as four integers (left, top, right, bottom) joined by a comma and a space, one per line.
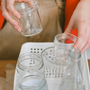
0, 60, 90, 78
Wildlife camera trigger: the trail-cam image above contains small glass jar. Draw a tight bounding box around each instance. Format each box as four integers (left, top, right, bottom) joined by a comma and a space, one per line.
18, 70, 48, 90
54, 33, 77, 62
15, 1, 42, 37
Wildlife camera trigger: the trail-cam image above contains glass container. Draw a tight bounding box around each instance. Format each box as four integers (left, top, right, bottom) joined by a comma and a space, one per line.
15, 1, 42, 37
41, 47, 69, 90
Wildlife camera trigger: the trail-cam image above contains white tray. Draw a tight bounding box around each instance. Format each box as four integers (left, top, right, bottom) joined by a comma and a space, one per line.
14, 42, 90, 90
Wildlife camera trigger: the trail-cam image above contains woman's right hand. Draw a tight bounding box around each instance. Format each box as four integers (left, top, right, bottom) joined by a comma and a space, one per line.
1, 0, 33, 32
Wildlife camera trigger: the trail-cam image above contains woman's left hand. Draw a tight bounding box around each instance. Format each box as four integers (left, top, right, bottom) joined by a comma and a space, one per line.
64, 0, 90, 53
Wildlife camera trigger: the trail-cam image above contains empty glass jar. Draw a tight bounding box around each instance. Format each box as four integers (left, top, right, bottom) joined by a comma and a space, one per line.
41, 47, 68, 90
18, 69, 48, 90
15, 1, 42, 36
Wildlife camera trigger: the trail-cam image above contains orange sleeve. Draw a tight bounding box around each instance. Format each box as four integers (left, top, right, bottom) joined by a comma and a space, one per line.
0, 1, 5, 30
64, 0, 80, 37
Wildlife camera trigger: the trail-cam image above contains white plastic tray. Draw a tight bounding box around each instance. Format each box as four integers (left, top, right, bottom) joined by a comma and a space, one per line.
14, 42, 90, 90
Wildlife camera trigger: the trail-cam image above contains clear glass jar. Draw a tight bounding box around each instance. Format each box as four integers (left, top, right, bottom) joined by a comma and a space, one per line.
41, 47, 68, 90
54, 33, 77, 62
18, 70, 48, 90
15, 1, 42, 37
14, 53, 44, 90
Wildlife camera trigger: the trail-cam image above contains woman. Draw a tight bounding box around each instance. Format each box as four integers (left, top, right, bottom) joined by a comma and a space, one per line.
1, 0, 90, 59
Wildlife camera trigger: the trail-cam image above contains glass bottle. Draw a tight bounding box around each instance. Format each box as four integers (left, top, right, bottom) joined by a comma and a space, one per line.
18, 69, 48, 90
58, 48, 85, 90
15, 1, 42, 37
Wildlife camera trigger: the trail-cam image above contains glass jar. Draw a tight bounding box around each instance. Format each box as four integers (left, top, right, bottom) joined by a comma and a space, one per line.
14, 53, 44, 90
54, 33, 77, 62
18, 69, 48, 90
41, 47, 68, 90
15, 1, 42, 37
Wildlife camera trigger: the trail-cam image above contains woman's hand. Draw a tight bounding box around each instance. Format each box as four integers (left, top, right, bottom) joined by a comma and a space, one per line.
1, 0, 33, 32
64, 0, 90, 53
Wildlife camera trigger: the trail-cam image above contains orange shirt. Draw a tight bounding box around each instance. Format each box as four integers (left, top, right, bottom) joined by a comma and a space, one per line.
64, 0, 80, 37
0, 1, 5, 29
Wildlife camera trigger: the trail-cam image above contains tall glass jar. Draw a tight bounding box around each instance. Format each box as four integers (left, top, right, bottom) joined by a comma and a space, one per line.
14, 53, 44, 90
15, 1, 42, 36
18, 69, 48, 90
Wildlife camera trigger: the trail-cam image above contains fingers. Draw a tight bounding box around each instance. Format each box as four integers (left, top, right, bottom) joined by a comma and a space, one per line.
16, 0, 34, 6
80, 27, 90, 53
1, 0, 21, 32
1, 0, 33, 32
73, 22, 90, 53
6, 0, 20, 19
81, 38, 90, 53
6, 0, 33, 19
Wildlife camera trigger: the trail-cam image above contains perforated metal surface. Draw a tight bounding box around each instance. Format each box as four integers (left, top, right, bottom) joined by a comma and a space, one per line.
14, 42, 90, 90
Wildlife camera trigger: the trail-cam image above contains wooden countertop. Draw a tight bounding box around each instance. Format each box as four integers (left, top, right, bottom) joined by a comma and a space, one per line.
0, 60, 90, 78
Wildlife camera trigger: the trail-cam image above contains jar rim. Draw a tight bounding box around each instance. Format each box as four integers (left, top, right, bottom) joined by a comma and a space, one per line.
54, 33, 77, 47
